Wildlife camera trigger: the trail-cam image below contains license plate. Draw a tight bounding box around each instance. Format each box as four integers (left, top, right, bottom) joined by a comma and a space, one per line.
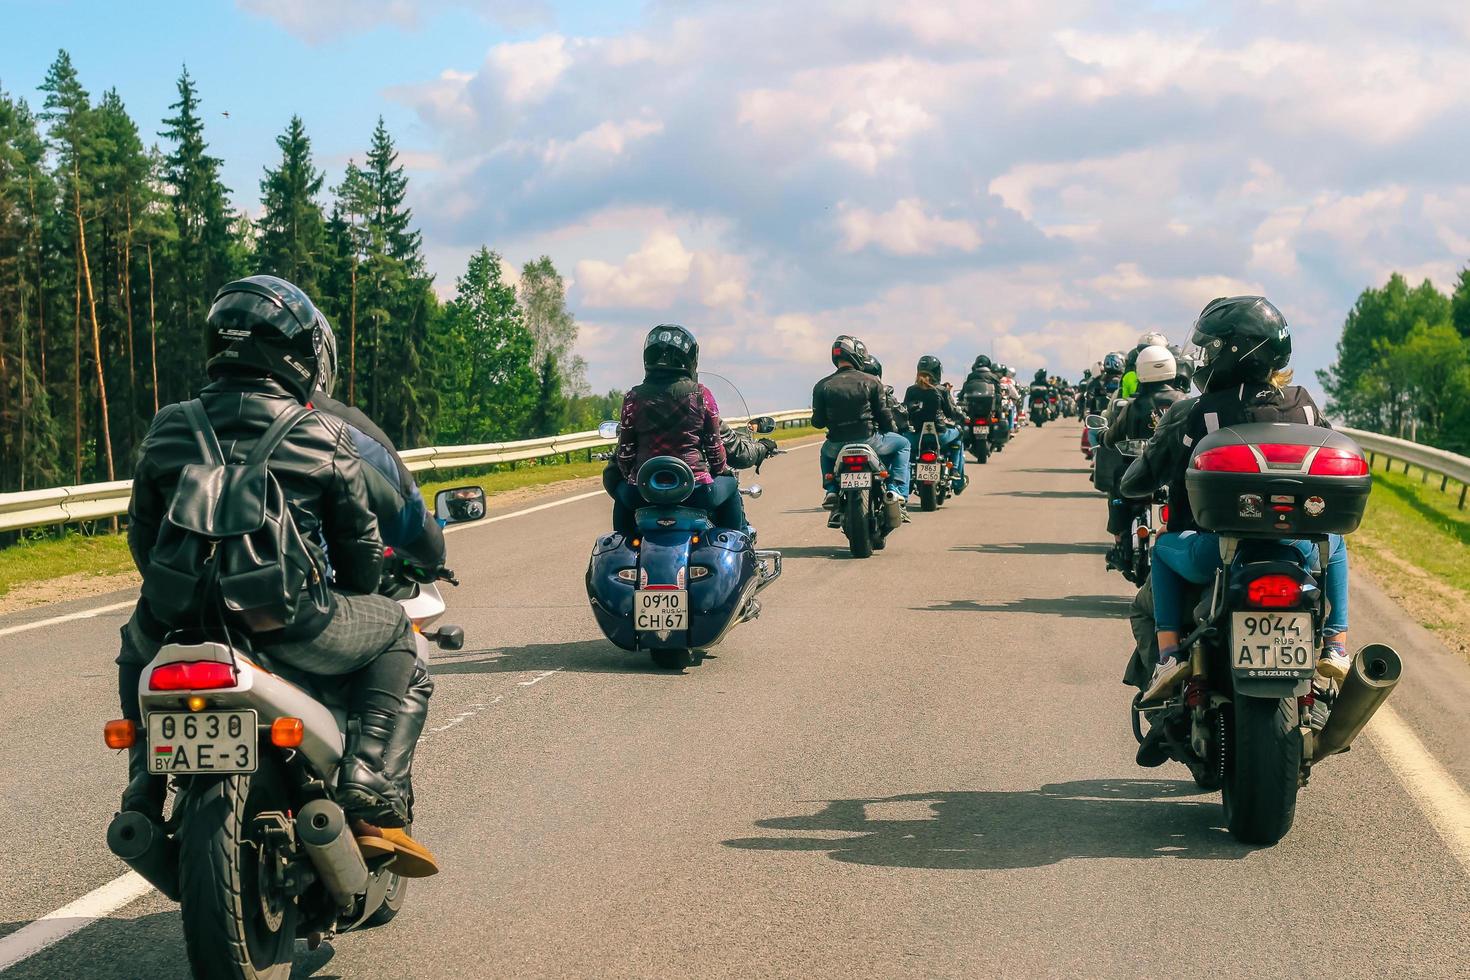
839, 471, 872, 489
636, 589, 688, 632
147, 710, 258, 774
972, 425, 989, 434
915, 463, 941, 482
1231, 612, 1314, 676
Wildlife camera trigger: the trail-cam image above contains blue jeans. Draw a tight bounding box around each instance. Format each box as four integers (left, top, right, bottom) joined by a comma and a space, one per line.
1152, 530, 1349, 635
821, 434, 909, 496
905, 427, 964, 488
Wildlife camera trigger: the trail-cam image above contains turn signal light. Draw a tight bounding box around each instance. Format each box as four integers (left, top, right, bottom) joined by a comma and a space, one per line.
149, 661, 237, 691
1136, 526, 1150, 540
1247, 574, 1302, 608
104, 719, 137, 749
1308, 447, 1369, 476
270, 717, 304, 748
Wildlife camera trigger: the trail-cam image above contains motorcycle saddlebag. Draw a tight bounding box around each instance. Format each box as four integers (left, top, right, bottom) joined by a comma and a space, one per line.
1185, 422, 1371, 538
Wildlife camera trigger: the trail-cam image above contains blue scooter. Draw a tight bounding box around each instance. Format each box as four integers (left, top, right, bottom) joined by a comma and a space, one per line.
586, 422, 783, 670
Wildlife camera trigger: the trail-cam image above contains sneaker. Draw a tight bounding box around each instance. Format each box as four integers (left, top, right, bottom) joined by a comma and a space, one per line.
1141, 653, 1190, 704
821, 492, 838, 510
1317, 645, 1351, 682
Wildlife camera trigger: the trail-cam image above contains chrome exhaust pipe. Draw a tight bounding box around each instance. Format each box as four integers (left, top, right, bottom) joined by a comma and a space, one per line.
106, 811, 180, 901
1314, 643, 1402, 760
296, 799, 369, 909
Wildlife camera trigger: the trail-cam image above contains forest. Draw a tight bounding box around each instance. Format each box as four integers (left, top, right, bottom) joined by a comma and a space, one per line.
0, 51, 617, 494
1318, 269, 1470, 454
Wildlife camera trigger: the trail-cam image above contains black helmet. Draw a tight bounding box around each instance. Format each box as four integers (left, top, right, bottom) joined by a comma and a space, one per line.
972, 354, 992, 372
1124, 348, 1139, 372
1191, 296, 1290, 391
314, 314, 338, 397
862, 354, 883, 378
1102, 351, 1125, 374
1173, 357, 1196, 391
207, 275, 330, 401
916, 355, 942, 383
1033, 367, 1047, 383
643, 323, 699, 376
832, 334, 866, 368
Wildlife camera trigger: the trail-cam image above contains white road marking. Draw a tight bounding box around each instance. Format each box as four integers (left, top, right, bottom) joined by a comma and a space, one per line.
0, 871, 153, 971
519, 668, 564, 687
1368, 705, 1470, 873
0, 599, 135, 639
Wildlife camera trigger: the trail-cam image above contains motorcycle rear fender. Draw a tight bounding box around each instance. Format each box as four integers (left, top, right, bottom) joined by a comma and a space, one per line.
138, 641, 344, 778
836, 443, 882, 471
1220, 556, 1320, 699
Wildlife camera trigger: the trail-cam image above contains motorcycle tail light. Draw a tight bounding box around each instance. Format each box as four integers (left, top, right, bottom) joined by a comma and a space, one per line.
919, 451, 938, 462
1191, 444, 1259, 472
1247, 574, 1302, 608
1160, 504, 1170, 524
1258, 444, 1310, 466
841, 454, 869, 471
270, 717, 304, 748
104, 719, 136, 749
149, 661, 237, 691
688, 566, 711, 580
1309, 447, 1369, 476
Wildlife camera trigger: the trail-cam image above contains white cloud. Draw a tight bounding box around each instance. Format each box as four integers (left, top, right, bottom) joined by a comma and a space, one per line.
838, 199, 982, 255
237, 0, 547, 44
573, 227, 749, 311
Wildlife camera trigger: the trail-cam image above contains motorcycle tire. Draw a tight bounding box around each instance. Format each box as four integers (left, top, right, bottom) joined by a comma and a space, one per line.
1034, 415, 1045, 428
917, 484, 938, 512
844, 491, 873, 558
178, 762, 297, 980
975, 443, 990, 464
1221, 695, 1301, 845
361, 870, 408, 928
651, 648, 693, 670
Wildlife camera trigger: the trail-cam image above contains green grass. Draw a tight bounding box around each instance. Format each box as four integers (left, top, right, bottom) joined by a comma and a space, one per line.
1354, 463, 1470, 596
0, 533, 135, 599
0, 426, 822, 597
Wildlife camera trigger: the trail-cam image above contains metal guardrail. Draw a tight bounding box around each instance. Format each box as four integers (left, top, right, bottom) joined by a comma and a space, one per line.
0, 409, 813, 533
1340, 426, 1470, 509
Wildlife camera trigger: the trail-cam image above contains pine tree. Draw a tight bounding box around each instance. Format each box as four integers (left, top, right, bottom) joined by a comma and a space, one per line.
256, 115, 325, 292
437, 247, 537, 443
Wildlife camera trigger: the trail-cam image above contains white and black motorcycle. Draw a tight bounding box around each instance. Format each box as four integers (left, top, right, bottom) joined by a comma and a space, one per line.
104, 487, 484, 980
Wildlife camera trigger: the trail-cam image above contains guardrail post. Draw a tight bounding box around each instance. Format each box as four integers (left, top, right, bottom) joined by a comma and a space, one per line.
1442, 474, 1450, 492
1460, 484, 1467, 511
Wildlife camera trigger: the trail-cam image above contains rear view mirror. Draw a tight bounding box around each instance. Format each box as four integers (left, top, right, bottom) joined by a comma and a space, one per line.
1084, 414, 1108, 430
435, 486, 487, 524
597, 420, 621, 440
753, 416, 777, 434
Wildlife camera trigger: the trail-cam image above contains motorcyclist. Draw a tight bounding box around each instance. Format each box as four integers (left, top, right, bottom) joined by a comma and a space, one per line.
1028, 368, 1053, 420
1119, 297, 1351, 718
997, 366, 1021, 429
1086, 351, 1125, 415
1101, 345, 1184, 572
811, 335, 905, 515
1120, 331, 1168, 398
121, 275, 422, 837
961, 356, 1002, 426
610, 324, 743, 535
903, 355, 967, 494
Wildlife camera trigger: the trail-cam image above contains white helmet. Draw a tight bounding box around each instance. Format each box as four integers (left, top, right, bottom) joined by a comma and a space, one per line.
1135, 344, 1177, 383
1092, 360, 1103, 376
1137, 331, 1167, 349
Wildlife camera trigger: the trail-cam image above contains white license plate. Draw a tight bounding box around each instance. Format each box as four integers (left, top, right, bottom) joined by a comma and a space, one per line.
839, 471, 872, 489
147, 710, 258, 774
636, 589, 688, 632
915, 463, 941, 482
1231, 612, 1314, 676
972, 425, 989, 434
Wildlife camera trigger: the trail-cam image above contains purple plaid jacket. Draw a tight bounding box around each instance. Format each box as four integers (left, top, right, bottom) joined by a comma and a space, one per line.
615, 372, 728, 485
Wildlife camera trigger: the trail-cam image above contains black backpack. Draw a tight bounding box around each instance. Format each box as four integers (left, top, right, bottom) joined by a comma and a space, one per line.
141, 400, 330, 637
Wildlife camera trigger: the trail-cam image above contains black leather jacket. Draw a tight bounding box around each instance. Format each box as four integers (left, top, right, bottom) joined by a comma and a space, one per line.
812, 366, 894, 441
904, 383, 967, 428
128, 376, 384, 641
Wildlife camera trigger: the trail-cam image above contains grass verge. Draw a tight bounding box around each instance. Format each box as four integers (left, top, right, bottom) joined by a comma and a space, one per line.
0, 425, 821, 599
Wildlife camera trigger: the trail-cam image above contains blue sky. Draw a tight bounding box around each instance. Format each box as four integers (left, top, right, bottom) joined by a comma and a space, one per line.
6, 0, 1470, 408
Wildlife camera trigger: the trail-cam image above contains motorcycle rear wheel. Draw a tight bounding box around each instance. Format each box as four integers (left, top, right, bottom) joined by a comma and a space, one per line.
651, 648, 693, 669
1222, 696, 1301, 845
178, 763, 298, 980
844, 491, 873, 558
917, 484, 938, 512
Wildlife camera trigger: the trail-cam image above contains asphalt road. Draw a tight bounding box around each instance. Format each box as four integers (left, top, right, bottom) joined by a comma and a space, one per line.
2, 421, 1467, 979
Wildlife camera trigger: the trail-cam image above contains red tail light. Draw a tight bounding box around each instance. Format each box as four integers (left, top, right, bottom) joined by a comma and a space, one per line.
1246, 574, 1302, 608
1160, 504, 1170, 524
919, 451, 938, 462
841, 453, 868, 471
1258, 444, 1310, 466
1309, 447, 1369, 476
149, 661, 237, 691
1191, 444, 1259, 472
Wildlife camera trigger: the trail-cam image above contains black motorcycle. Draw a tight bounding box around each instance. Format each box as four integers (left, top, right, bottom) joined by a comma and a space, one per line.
830, 443, 898, 557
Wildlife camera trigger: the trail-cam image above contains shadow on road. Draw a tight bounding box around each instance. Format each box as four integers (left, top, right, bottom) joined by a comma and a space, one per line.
782, 507, 828, 515
769, 545, 854, 560
724, 780, 1251, 870
1015, 467, 1092, 475
952, 542, 1109, 556
430, 639, 700, 676
990, 489, 1100, 500
915, 595, 1132, 618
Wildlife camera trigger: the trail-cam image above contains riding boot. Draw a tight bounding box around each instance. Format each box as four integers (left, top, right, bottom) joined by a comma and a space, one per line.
382, 659, 434, 824
117, 658, 165, 820
338, 709, 409, 828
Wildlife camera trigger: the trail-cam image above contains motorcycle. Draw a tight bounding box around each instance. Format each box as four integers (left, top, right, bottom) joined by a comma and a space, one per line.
104, 487, 484, 980
1060, 390, 1078, 418
587, 418, 783, 667
912, 421, 954, 512
827, 439, 902, 557
1028, 387, 1051, 426
1130, 423, 1399, 845
963, 392, 997, 464
1098, 429, 1167, 585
